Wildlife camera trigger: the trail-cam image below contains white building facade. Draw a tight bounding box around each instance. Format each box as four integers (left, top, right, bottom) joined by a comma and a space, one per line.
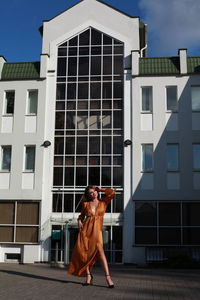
0, 0, 200, 264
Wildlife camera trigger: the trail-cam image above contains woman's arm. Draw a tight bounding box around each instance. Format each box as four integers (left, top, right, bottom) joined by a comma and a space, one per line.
96, 187, 115, 205
77, 197, 86, 231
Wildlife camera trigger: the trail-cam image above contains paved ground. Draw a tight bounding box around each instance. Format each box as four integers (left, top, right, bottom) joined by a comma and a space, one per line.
0, 263, 200, 300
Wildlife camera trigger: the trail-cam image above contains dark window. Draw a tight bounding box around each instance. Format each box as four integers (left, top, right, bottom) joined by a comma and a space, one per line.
67, 83, 76, 99
79, 47, 89, 56
65, 137, 75, 154
113, 167, 123, 186
76, 137, 87, 154
55, 112, 65, 129
103, 82, 112, 98
102, 136, 111, 154
69, 36, 78, 46
53, 194, 62, 212
53, 167, 63, 186
103, 35, 112, 45
76, 156, 87, 165
183, 228, 200, 245
114, 82, 123, 98
58, 48, 67, 56
182, 203, 200, 226
135, 202, 157, 226
89, 137, 100, 154
76, 167, 87, 186
54, 137, 64, 155
56, 84, 66, 99
64, 167, 74, 186
79, 57, 89, 75
113, 111, 123, 128
159, 228, 181, 245
77, 111, 88, 129
68, 47, 78, 56
78, 83, 88, 99
101, 167, 111, 186
135, 228, 157, 244
91, 29, 102, 45
66, 101, 76, 110
113, 194, 123, 213
89, 156, 100, 165
90, 83, 101, 99
66, 112, 76, 129
75, 194, 82, 212
77, 101, 88, 110
91, 47, 101, 55
89, 167, 100, 185
114, 56, 123, 74
114, 46, 123, 55
79, 29, 90, 45
159, 203, 181, 226
57, 58, 66, 76
113, 136, 123, 154
90, 100, 101, 109
68, 57, 77, 76
103, 56, 112, 74
103, 46, 112, 55
64, 194, 73, 212
91, 56, 101, 75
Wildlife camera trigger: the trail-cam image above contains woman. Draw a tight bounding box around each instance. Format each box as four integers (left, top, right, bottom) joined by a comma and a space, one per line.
68, 186, 115, 288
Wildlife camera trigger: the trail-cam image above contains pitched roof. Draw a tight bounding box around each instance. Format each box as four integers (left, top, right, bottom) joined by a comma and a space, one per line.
1, 62, 40, 80
187, 57, 200, 74
139, 56, 200, 75
139, 57, 180, 75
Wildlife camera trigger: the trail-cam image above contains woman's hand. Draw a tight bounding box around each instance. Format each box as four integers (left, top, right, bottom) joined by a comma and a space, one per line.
78, 219, 83, 231
95, 186, 106, 192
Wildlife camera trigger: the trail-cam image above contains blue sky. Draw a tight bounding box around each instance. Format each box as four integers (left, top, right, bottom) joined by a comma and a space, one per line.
0, 0, 200, 62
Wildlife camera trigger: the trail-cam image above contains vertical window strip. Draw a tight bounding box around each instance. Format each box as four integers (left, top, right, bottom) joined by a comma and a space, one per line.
167, 143, 179, 171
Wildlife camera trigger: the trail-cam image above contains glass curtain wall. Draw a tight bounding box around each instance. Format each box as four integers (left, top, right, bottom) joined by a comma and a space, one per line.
53, 27, 124, 213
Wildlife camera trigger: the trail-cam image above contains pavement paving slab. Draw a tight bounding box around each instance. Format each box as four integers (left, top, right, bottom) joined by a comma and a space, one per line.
0, 263, 200, 300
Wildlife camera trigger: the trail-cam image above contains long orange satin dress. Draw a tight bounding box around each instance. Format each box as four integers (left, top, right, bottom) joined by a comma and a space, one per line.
68, 188, 115, 277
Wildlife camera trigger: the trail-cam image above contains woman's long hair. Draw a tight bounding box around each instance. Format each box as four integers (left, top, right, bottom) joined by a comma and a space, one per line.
84, 185, 99, 201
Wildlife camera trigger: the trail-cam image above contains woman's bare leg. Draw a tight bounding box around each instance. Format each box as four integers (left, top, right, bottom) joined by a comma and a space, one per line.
84, 266, 92, 284
97, 245, 114, 286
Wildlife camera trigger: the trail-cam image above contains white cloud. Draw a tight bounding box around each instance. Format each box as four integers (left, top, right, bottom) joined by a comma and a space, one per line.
139, 0, 200, 56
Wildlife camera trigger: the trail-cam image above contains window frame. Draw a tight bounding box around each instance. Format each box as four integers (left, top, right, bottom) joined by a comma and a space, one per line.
191, 86, 200, 112
3, 90, 15, 115
166, 143, 179, 172
141, 86, 153, 113
192, 143, 200, 171
24, 145, 36, 172
0, 201, 40, 244
0, 145, 12, 172
26, 90, 38, 116
166, 86, 178, 112
141, 144, 154, 172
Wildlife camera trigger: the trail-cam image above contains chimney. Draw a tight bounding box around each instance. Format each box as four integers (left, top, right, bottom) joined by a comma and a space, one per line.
178, 49, 187, 74
132, 50, 140, 76
0, 56, 6, 79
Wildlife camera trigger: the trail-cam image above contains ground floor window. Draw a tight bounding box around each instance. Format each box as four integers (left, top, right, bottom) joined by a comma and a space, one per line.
51, 224, 123, 264
0, 201, 39, 243
135, 201, 200, 245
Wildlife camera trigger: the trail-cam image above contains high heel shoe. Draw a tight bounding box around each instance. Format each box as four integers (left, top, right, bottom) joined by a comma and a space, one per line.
83, 273, 93, 286
105, 274, 114, 288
